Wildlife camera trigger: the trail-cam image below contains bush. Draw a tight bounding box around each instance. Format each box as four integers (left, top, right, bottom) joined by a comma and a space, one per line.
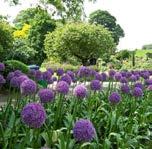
116, 50, 131, 60
4, 60, 29, 74
44, 22, 115, 66
0, 20, 14, 61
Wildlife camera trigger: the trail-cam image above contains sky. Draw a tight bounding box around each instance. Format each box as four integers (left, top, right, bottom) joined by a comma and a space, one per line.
0, 0, 152, 50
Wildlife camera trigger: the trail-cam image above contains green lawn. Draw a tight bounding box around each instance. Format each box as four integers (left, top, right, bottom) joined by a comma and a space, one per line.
135, 49, 152, 57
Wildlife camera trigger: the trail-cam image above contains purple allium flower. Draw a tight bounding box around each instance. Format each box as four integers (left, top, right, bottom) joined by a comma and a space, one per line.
0, 63, 5, 71
147, 85, 152, 91
129, 75, 137, 82
14, 70, 23, 77
10, 77, 20, 88
56, 81, 69, 95
120, 84, 130, 94
90, 80, 101, 91
95, 73, 102, 81
109, 92, 121, 104
73, 84, 87, 99
145, 79, 152, 86
135, 74, 140, 80
108, 69, 116, 78
47, 68, 54, 75
141, 71, 150, 79
100, 72, 107, 81
114, 72, 122, 81
126, 71, 132, 78
43, 71, 52, 82
21, 103, 46, 128
73, 119, 96, 142
7, 72, 15, 81
57, 68, 64, 76
77, 66, 90, 78
132, 87, 143, 98
52, 76, 57, 82
121, 71, 127, 77
18, 75, 29, 85
20, 79, 37, 96
0, 74, 6, 85
38, 89, 54, 103
66, 70, 75, 80
60, 74, 72, 85
120, 77, 128, 84
134, 82, 143, 90
35, 70, 43, 81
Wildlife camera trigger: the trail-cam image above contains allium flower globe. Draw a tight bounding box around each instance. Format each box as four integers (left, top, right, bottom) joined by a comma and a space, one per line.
0, 75, 6, 85
120, 84, 130, 94
56, 81, 69, 95
38, 89, 54, 103
21, 103, 46, 128
74, 84, 87, 99
10, 77, 20, 88
0, 63, 5, 71
57, 68, 64, 76
90, 80, 102, 91
109, 92, 121, 104
132, 87, 143, 98
20, 79, 37, 96
73, 119, 96, 142
60, 74, 72, 85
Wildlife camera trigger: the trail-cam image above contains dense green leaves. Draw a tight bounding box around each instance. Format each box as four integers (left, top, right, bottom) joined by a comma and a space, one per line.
44, 22, 115, 65
89, 10, 124, 45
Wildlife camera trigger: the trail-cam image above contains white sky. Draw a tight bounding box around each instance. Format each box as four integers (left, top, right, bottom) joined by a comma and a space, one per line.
0, 0, 152, 50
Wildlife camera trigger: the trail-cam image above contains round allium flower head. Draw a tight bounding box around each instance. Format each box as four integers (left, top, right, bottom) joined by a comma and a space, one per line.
20, 79, 37, 96
52, 76, 57, 82
14, 70, 23, 77
145, 79, 152, 86
21, 103, 46, 128
60, 74, 72, 85
0, 63, 5, 71
18, 75, 29, 85
132, 87, 143, 98
120, 77, 128, 84
134, 82, 143, 90
120, 84, 130, 94
77, 66, 90, 78
114, 72, 122, 81
66, 70, 75, 80
38, 89, 54, 103
95, 73, 102, 81
57, 68, 64, 76
7, 72, 15, 81
100, 72, 107, 81
47, 68, 54, 75
73, 119, 96, 142
108, 69, 116, 78
126, 71, 132, 78
0, 74, 6, 85
141, 71, 150, 79
43, 71, 52, 82
109, 92, 121, 104
35, 70, 43, 81
129, 75, 137, 82
10, 77, 20, 88
74, 84, 87, 99
56, 81, 69, 95
90, 80, 102, 91
147, 85, 152, 91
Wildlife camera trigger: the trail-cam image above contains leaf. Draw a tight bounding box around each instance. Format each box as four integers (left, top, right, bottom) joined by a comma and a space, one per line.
8, 111, 15, 129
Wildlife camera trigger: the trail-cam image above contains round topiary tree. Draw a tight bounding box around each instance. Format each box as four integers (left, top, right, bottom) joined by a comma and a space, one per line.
44, 22, 115, 66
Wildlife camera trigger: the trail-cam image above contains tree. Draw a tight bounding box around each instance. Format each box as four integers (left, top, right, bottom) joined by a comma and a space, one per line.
44, 22, 115, 65
0, 20, 14, 61
89, 10, 124, 45
14, 7, 56, 65
142, 44, 152, 50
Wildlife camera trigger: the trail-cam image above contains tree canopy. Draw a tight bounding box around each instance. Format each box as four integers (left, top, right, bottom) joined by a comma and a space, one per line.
89, 10, 124, 45
44, 22, 115, 65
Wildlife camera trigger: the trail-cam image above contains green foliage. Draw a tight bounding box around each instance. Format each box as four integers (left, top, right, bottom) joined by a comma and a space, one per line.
116, 50, 131, 60
142, 44, 152, 50
44, 22, 115, 65
9, 38, 37, 64
14, 7, 56, 65
4, 60, 29, 74
89, 10, 124, 45
0, 20, 14, 61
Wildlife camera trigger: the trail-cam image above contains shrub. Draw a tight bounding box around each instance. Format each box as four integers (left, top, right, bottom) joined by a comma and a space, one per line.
4, 60, 29, 74
116, 50, 131, 60
44, 22, 115, 66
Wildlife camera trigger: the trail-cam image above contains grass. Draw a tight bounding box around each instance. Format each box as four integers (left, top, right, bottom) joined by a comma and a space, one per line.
135, 49, 152, 57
